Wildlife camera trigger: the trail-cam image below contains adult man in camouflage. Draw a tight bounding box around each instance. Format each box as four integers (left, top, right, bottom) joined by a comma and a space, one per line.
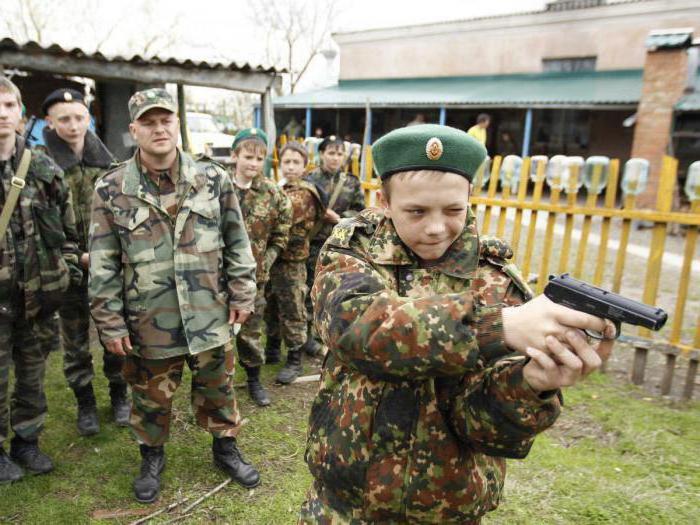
39, 88, 127, 436
298, 136, 364, 357
89, 89, 259, 503
0, 78, 82, 483
228, 128, 291, 405
301, 124, 614, 523
264, 142, 325, 384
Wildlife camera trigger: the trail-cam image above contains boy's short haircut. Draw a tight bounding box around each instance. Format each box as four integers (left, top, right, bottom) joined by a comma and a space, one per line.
279, 141, 308, 164
0, 77, 22, 106
477, 113, 490, 124
234, 139, 267, 157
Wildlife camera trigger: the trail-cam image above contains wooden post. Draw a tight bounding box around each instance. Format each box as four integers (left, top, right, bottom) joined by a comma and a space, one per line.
177, 84, 190, 153
660, 352, 677, 396
631, 346, 648, 385
682, 358, 698, 401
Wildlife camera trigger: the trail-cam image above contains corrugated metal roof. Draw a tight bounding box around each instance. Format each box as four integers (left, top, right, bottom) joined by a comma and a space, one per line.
274, 70, 643, 109
0, 38, 283, 74
645, 31, 693, 50
676, 93, 700, 112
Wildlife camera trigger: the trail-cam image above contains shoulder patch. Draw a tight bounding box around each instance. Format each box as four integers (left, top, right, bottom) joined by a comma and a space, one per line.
326, 209, 379, 249
479, 236, 533, 299
480, 235, 514, 261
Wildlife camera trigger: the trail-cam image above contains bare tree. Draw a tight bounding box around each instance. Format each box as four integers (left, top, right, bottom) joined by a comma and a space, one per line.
249, 0, 340, 93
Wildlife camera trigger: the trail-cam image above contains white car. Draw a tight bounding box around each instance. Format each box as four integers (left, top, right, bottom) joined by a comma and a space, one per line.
181, 112, 234, 164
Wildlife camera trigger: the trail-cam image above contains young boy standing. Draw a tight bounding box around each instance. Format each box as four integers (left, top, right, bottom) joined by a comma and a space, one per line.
265, 142, 326, 384
300, 124, 614, 523
230, 128, 292, 406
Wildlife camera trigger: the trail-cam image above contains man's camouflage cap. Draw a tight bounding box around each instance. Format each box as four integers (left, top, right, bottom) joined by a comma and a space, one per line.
128, 88, 177, 121
373, 124, 487, 182
232, 127, 268, 150
42, 88, 86, 116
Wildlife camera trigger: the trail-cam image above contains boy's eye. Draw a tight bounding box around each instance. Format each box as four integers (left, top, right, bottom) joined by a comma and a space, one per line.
408, 209, 424, 216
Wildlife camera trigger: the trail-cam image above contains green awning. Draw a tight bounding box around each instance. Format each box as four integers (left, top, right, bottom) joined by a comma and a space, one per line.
274, 70, 643, 109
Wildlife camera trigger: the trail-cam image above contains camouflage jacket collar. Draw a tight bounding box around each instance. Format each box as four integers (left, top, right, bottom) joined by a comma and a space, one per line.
367, 211, 480, 279
11, 135, 56, 184
123, 149, 204, 203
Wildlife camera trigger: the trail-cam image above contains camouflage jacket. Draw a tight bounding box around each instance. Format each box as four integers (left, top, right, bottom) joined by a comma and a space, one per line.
43, 128, 114, 252
233, 173, 292, 285
307, 208, 561, 523
0, 136, 81, 319
89, 151, 257, 359
280, 179, 324, 262
306, 167, 365, 244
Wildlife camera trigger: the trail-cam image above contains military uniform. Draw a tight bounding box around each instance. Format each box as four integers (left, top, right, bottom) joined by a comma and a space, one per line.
266, 179, 324, 351
89, 150, 256, 445
304, 165, 365, 346
0, 135, 81, 472
300, 125, 562, 523
39, 126, 125, 391
232, 171, 292, 370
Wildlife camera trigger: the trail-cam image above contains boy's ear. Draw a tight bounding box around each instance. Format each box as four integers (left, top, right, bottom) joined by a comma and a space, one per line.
378, 189, 391, 218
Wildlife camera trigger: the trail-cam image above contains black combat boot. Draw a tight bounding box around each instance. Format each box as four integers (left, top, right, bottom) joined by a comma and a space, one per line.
275, 349, 303, 384
109, 382, 130, 427
212, 437, 260, 488
301, 324, 322, 357
74, 383, 99, 436
9, 436, 53, 474
264, 335, 281, 364
133, 445, 165, 504
0, 446, 23, 483
243, 365, 271, 407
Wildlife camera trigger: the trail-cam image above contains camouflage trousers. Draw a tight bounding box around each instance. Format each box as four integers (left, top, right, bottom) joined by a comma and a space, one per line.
234, 286, 266, 368
304, 241, 324, 341
0, 315, 47, 446
123, 345, 240, 447
265, 260, 308, 349
39, 281, 125, 389
298, 481, 482, 524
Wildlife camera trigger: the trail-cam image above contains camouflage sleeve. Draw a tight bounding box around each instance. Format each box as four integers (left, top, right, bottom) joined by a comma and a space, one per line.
312, 248, 510, 380
219, 171, 257, 311
88, 179, 128, 342
54, 171, 82, 283
449, 357, 561, 458
340, 176, 366, 218
268, 189, 292, 257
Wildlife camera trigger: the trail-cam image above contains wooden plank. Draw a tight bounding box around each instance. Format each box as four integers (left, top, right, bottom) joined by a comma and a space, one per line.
631, 346, 648, 385
509, 157, 532, 256
480, 156, 502, 235
612, 194, 636, 293
593, 159, 620, 285
669, 200, 700, 345
682, 359, 698, 401
660, 353, 676, 396
0, 49, 279, 94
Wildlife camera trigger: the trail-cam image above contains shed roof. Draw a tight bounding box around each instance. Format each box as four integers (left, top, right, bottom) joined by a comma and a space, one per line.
273, 70, 643, 110
0, 38, 282, 94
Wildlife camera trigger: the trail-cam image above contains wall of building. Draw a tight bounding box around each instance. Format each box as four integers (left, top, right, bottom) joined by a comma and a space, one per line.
335, 0, 700, 79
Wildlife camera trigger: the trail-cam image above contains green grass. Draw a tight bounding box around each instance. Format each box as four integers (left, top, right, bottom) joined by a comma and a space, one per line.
1, 354, 698, 524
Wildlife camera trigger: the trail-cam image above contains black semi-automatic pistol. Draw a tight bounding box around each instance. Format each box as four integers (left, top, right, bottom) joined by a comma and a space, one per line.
543, 274, 668, 340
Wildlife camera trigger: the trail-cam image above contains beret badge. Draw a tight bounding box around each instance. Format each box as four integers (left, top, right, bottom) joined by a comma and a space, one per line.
426, 137, 443, 161
63, 92, 73, 101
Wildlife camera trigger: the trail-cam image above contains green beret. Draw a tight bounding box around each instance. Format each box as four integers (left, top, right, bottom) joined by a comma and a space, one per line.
232, 127, 268, 151
373, 124, 487, 182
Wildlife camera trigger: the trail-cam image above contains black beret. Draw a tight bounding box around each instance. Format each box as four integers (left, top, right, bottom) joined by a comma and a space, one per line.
42, 88, 86, 116
318, 135, 345, 152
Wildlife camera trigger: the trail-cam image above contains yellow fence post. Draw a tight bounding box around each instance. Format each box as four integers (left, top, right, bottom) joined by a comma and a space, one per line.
573, 163, 603, 279
612, 191, 637, 293
520, 166, 546, 278
509, 158, 532, 257
557, 165, 581, 274
593, 159, 620, 285
480, 156, 502, 234
536, 167, 562, 295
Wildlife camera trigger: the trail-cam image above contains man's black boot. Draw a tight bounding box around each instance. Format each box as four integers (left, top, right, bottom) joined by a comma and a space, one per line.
74, 383, 99, 436
264, 335, 281, 364
212, 437, 260, 488
0, 446, 24, 483
275, 350, 303, 384
109, 382, 131, 427
133, 445, 165, 504
243, 365, 271, 407
9, 436, 53, 474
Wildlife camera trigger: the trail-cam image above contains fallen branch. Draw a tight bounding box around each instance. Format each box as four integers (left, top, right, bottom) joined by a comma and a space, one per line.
128, 497, 189, 525
180, 478, 231, 515
292, 374, 320, 383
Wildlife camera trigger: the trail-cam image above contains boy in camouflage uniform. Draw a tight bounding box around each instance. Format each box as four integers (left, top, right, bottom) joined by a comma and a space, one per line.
89, 89, 260, 503
302, 136, 365, 357
264, 142, 325, 384
0, 78, 82, 483
39, 88, 128, 437
229, 128, 292, 406
301, 124, 615, 523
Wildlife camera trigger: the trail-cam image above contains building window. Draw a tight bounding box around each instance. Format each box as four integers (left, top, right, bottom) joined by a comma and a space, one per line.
543, 56, 597, 72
